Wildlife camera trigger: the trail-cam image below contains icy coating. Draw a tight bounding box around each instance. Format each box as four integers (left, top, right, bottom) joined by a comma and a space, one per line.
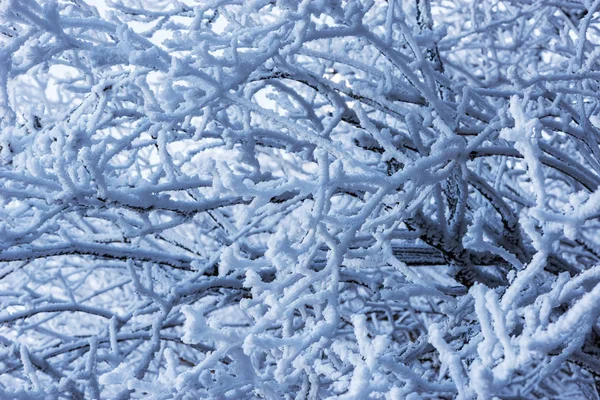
1, 0, 600, 398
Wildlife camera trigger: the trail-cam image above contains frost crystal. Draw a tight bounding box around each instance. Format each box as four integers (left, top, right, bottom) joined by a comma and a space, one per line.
2, 0, 600, 398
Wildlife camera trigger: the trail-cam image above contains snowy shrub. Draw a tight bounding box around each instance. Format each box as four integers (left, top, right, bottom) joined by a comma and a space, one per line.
2, 0, 600, 398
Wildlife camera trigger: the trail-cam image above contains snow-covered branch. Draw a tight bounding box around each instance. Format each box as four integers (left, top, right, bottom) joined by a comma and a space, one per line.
2, 0, 600, 398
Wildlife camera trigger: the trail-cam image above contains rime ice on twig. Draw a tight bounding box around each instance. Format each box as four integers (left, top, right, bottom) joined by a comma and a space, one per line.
1, 0, 600, 398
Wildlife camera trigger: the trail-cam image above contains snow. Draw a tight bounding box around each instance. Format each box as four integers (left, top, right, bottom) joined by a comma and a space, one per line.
2, 0, 600, 398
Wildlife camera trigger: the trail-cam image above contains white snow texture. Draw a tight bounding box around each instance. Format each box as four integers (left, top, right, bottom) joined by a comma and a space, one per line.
1, 0, 600, 399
